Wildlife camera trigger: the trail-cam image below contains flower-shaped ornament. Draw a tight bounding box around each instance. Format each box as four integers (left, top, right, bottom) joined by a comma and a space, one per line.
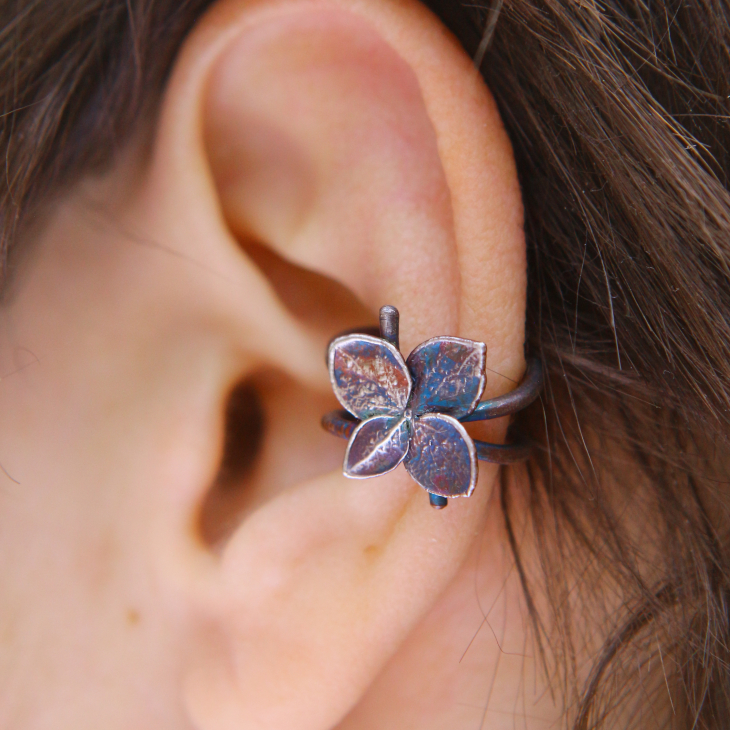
327, 334, 487, 498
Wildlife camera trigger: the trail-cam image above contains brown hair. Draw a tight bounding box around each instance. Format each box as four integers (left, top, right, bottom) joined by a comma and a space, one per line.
2, 0, 729, 726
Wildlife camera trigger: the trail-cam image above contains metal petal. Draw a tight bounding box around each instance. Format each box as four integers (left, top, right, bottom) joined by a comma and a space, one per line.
404, 413, 477, 497
344, 416, 410, 478
406, 337, 486, 418
328, 334, 411, 419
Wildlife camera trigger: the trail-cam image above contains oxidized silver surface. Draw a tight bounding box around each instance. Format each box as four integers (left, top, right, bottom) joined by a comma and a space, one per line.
404, 414, 477, 497
327, 332, 486, 496
328, 335, 411, 419
406, 337, 486, 418
344, 416, 410, 478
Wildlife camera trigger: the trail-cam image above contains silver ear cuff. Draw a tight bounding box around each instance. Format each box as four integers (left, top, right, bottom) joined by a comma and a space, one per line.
322, 306, 543, 509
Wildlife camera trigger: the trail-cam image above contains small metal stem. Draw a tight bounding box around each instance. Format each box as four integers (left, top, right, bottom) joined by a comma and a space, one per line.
429, 494, 448, 509
379, 305, 399, 350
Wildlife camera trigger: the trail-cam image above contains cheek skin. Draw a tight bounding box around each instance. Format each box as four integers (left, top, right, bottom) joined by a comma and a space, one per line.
0, 198, 207, 724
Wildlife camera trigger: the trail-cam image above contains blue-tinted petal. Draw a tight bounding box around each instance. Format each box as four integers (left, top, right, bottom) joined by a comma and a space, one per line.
406, 337, 486, 418
344, 416, 410, 478
404, 413, 477, 497
328, 335, 411, 419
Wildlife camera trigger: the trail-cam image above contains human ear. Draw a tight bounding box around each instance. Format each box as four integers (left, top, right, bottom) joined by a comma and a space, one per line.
157, 0, 525, 726
0, 0, 524, 726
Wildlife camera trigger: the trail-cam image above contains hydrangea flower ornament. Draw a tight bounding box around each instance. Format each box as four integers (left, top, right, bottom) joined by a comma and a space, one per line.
328, 332, 487, 500
323, 306, 544, 509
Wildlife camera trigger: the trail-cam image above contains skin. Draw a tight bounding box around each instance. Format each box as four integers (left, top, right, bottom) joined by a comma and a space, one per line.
0, 0, 583, 727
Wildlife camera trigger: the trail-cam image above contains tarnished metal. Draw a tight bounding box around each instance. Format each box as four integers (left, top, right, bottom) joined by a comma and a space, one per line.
322, 306, 544, 507
326, 324, 483, 498
344, 416, 410, 478
321, 410, 358, 439
328, 334, 411, 419
429, 494, 448, 509
404, 413, 477, 497
460, 358, 544, 422
323, 409, 536, 465
379, 305, 400, 349
407, 337, 486, 418
474, 437, 533, 463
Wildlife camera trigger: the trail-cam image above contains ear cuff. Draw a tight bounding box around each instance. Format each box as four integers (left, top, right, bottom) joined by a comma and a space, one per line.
322, 306, 543, 509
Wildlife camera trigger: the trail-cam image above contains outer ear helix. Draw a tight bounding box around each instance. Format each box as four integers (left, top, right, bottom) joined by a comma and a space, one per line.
322, 306, 544, 509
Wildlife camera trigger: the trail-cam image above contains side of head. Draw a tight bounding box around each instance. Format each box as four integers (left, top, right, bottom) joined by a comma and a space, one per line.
1, 0, 729, 728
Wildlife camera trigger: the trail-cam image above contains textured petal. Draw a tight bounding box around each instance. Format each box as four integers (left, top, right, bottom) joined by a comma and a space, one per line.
344, 416, 410, 478
406, 337, 486, 418
404, 414, 477, 497
329, 334, 411, 419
